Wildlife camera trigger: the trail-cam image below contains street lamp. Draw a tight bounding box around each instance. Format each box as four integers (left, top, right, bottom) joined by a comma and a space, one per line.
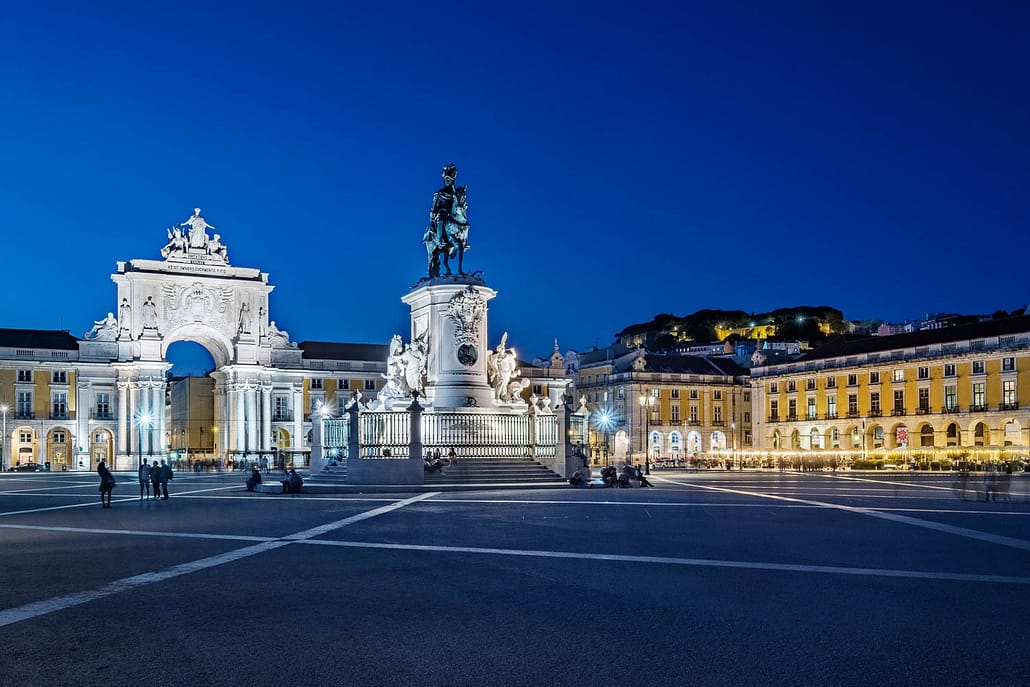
135, 411, 153, 469
731, 421, 737, 470
639, 393, 656, 475
0, 404, 6, 472
595, 411, 613, 467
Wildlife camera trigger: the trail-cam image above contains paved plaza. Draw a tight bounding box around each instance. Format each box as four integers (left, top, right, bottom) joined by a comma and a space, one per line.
1, 469, 1028, 686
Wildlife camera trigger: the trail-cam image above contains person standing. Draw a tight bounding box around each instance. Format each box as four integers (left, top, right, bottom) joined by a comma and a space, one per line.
138, 458, 151, 500
159, 459, 173, 500
97, 460, 115, 508
150, 460, 161, 499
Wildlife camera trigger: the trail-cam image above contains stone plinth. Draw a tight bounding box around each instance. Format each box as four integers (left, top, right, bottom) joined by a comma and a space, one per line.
402, 277, 497, 411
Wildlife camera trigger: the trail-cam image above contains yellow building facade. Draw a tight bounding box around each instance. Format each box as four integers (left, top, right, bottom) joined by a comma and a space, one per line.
750, 316, 1030, 466
575, 346, 751, 466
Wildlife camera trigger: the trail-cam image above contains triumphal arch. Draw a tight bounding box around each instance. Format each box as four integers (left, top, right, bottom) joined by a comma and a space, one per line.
78, 208, 307, 469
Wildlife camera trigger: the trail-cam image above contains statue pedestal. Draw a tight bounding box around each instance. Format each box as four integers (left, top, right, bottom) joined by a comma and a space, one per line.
402, 278, 496, 411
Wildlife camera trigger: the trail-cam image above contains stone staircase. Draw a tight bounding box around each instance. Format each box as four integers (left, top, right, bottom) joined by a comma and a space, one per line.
298, 455, 567, 492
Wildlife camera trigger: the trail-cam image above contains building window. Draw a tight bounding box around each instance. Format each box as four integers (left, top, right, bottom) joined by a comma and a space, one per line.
1003, 380, 1016, 407
743, 411, 751, 423
869, 392, 880, 416
768, 400, 777, 420
744, 392, 750, 402
671, 404, 680, 422
651, 388, 659, 398
670, 389, 680, 399
689, 390, 698, 399
52, 392, 67, 419
689, 405, 699, 423
53, 430, 66, 443
918, 388, 929, 412
971, 382, 986, 410
787, 398, 797, 420
972, 360, 985, 375
769, 383, 778, 394
893, 369, 905, 382
806, 397, 816, 419
787, 381, 797, 393
533, 385, 543, 395
945, 385, 957, 411
713, 407, 723, 423
52, 371, 67, 383
848, 394, 858, 416
827, 395, 837, 418
616, 388, 624, 400
338, 379, 349, 390
917, 367, 929, 380
96, 392, 110, 418
1002, 357, 1015, 372
364, 380, 375, 391
19, 431, 32, 443
847, 374, 857, 386
893, 390, 904, 415
310, 378, 323, 390
826, 378, 836, 389
869, 372, 880, 384
16, 391, 32, 418
94, 431, 108, 443
944, 363, 956, 377
806, 379, 815, 391
713, 390, 722, 401
17, 370, 32, 383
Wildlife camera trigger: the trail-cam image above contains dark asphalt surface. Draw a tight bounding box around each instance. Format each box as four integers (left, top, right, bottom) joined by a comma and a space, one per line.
0, 469, 1028, 686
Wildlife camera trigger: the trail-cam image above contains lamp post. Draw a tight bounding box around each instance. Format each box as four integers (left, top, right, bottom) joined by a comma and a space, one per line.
0, 404, 6, 472
596, 411, 613, 467
639, 393, 656, 475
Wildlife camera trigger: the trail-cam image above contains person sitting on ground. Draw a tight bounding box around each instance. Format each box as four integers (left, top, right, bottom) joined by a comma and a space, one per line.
424, 454, 444, 473
281, 465, 303, 494
600, 465, 617, 488
447, 447, 458, 464
618, 464, 634, 488
246, 466, 262, 491
635, 464, 654, 488
569, 469, 584, 486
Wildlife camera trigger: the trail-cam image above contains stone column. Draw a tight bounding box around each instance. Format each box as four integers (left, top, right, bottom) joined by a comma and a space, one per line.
246, 384, 258, 456
347, 396, 360, 460
236, 383, 246, 455
153, 380, 166, 459
309, 406, 325, 472
117, 381, 129, 457
292, 382, 304, 450
261, 384, 272, 452
408, 395, 424, 464
130, 382, 140, 458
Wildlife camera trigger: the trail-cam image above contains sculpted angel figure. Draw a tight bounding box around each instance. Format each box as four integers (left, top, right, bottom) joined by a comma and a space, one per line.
487, 332, 520, 402
381, 335, 410, 399
402, 334, 428, 397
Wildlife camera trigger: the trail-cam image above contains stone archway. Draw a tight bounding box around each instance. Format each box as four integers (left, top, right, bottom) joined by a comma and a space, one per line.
75, 208, 307, 470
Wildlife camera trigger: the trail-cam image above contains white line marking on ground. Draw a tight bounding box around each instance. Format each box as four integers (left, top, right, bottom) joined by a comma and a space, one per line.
284, 492, 440, 540
0, 541, 291, 628
296, 539, 1030, 586
0, 522, 275, 542
0, 492, 440, 628
657, 477, 1030, 552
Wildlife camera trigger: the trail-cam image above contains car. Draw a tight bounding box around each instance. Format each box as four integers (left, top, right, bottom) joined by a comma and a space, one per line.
9, 463, 45, 472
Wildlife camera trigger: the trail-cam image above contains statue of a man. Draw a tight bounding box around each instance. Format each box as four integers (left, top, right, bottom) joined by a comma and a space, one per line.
487, 332, 519, 402
181, 207, 214, 249
141, 296, 159, 332
423, 164, 470, 277
208, 233, 228, 262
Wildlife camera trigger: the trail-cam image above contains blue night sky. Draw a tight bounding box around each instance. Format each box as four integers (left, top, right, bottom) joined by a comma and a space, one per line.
2, 1, 1028, 373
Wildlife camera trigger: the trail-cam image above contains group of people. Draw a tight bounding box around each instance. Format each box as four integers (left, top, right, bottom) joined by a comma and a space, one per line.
953, 464, 1014, 502
424, 447, 458, 473
598, 463, 654, 488
138, 458, 174, 500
